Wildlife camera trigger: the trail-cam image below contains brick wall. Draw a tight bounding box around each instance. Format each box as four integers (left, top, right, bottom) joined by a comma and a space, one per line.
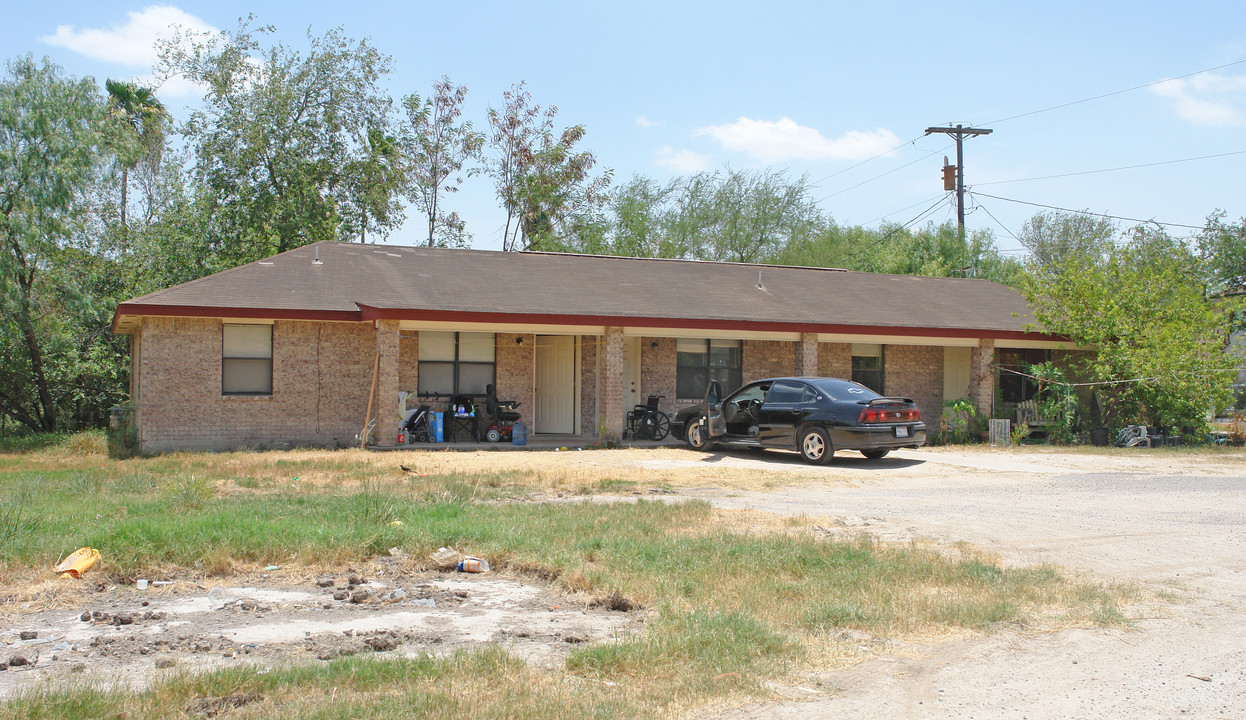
495, 333, 533, 423
743, 340, 795, 382
969, 339, 996, 419
601, 328, 624, 440
136, 317, 374, 452
398, 332, 418, 400
818, 342, 852, 378
580, 335, 597, 435
885, 344, 944, 429
640, 337, 678, 417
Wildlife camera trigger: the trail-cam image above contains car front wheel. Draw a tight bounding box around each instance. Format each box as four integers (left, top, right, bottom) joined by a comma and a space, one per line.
799, 427, 833, 465
686, 417, 713, 451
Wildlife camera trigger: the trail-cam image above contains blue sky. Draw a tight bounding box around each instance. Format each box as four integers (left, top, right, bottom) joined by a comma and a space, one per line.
4, 2, 1245, 255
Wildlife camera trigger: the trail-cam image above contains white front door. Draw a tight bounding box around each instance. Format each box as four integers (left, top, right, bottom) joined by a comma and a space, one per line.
622, 337, 641, 412
535, 335, 576, 434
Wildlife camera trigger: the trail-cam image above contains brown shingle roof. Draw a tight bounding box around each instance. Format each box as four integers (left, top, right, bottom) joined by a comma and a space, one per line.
114, 241, 1042, 336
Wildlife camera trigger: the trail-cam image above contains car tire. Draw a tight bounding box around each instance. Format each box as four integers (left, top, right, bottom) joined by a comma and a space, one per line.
686, 417, 713, 451
799, 426, 833, 465
861, 448, 889, 460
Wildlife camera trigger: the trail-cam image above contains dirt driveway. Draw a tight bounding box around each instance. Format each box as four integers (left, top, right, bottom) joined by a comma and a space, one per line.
660, 447, 1246, 719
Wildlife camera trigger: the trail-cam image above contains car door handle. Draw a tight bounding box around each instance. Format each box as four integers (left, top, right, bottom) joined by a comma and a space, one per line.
788, 410, 801, 416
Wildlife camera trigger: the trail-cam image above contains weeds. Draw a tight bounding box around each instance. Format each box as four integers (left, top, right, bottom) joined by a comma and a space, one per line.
0, 493, 40, 556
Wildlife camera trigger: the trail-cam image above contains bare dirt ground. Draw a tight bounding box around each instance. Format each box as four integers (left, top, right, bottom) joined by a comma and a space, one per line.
0, 556, 643, 699
2, 445, 1243, 718
664, 446, 1246, 720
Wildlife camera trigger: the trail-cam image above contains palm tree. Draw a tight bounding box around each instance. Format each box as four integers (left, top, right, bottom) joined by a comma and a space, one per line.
105, 79, 167, 234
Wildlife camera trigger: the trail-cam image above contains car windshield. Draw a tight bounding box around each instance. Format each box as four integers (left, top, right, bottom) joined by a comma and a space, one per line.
808, 378, 879, 402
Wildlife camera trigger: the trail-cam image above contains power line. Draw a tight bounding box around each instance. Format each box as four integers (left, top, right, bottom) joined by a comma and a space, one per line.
816, 144, 951, 203
852, 195, 951, 257
968, 191, 1206, 230
866, 193, 948, 226
976, 149, 1246, 186
972, 196, 1021, 244
984, 57, 1246, 125
808, 133, 929, 186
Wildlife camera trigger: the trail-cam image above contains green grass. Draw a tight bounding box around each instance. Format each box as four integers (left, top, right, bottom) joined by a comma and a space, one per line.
0, 443, 1136, 719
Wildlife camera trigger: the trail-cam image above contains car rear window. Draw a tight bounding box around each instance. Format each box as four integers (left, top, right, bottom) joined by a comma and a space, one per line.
809, 378, 879, 401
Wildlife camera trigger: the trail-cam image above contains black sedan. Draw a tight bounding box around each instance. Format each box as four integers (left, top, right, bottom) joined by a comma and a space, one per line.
673, 377, 926, 464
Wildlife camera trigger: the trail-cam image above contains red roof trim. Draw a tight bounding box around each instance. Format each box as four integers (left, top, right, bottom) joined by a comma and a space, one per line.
111, 303, 361, 332
354, 305, 1063, 342
113, 302, 1063, 343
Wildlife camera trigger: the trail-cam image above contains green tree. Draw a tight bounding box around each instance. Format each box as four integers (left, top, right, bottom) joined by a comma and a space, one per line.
104, 79, 167, 236
1198, 211, 1246, 298
0, 56, 109, 432
1018, 210, 1116, 269
1021, 214, 1240, 433
486, 83, 610, 251
401, 76, 483, 248
341, 126, 404, 244
158, 22, 395, 265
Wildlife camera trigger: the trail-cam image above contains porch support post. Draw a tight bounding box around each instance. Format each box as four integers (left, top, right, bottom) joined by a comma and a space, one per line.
376, 319, 401, 446
969, 338, 995, 420
601, 327, 625, 441
795, 332, 819, 376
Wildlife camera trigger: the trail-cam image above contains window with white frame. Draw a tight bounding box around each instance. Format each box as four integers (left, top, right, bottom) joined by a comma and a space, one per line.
676, 338, 742, 399
417, 331, 496, 396
222, 324, 273, 395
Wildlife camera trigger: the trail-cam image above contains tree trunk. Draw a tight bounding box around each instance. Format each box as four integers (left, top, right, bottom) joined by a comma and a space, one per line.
17, 304, 55, 432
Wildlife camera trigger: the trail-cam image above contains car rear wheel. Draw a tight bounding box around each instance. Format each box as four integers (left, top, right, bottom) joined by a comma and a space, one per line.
861, 448, 889, 460
799, 427, 833, 465
686, 417, 713, 451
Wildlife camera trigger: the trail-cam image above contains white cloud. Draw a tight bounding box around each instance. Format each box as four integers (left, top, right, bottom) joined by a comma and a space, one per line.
693, 116, 900, 163
1149, 74, 1246, 127
40, 5, 217, 97
654, 146, 712, 173
634, 115, 662, 128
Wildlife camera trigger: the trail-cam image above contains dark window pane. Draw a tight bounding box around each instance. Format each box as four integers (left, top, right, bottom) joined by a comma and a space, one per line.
418, 362, 454, 395
851, 353, 885, 394
767, 381, 804, 404
709, 342, 739, 368
677, 367, 709, 399
710, 367, 741, 395
458, 363, 494, 395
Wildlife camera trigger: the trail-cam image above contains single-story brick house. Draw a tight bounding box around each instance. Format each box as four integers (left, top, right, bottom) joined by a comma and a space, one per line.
111, 241, 1073, 453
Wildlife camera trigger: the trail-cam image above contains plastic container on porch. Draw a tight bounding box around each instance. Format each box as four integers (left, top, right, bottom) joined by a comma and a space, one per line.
511, 420, 527, 445
431, 412, 444, 443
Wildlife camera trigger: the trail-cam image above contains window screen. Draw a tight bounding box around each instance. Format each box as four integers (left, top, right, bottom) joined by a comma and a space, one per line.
418, 332, 496, 396
222, 324, 272, 395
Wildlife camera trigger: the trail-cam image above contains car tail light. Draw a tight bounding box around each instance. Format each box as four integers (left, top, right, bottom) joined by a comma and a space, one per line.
859, 407, 921, 423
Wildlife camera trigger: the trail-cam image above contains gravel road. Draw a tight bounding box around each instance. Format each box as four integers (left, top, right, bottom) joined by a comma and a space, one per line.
673, 447, 1246, 719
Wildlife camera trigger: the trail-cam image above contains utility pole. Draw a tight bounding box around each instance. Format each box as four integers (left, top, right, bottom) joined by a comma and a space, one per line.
925, 124, 992, 275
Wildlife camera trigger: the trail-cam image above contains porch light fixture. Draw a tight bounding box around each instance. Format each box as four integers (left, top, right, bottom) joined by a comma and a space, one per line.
515, 337, 524, 345
650, 341, 659, 349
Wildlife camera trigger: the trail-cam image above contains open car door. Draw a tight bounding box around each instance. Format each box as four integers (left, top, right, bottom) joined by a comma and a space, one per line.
705, 381, 726, 438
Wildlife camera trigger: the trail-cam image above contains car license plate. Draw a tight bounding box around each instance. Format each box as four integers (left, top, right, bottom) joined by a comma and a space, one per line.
895, 426, 910, 438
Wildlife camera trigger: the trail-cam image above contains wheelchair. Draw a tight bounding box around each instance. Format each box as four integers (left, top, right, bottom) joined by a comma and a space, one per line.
625, 395, 670, 441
